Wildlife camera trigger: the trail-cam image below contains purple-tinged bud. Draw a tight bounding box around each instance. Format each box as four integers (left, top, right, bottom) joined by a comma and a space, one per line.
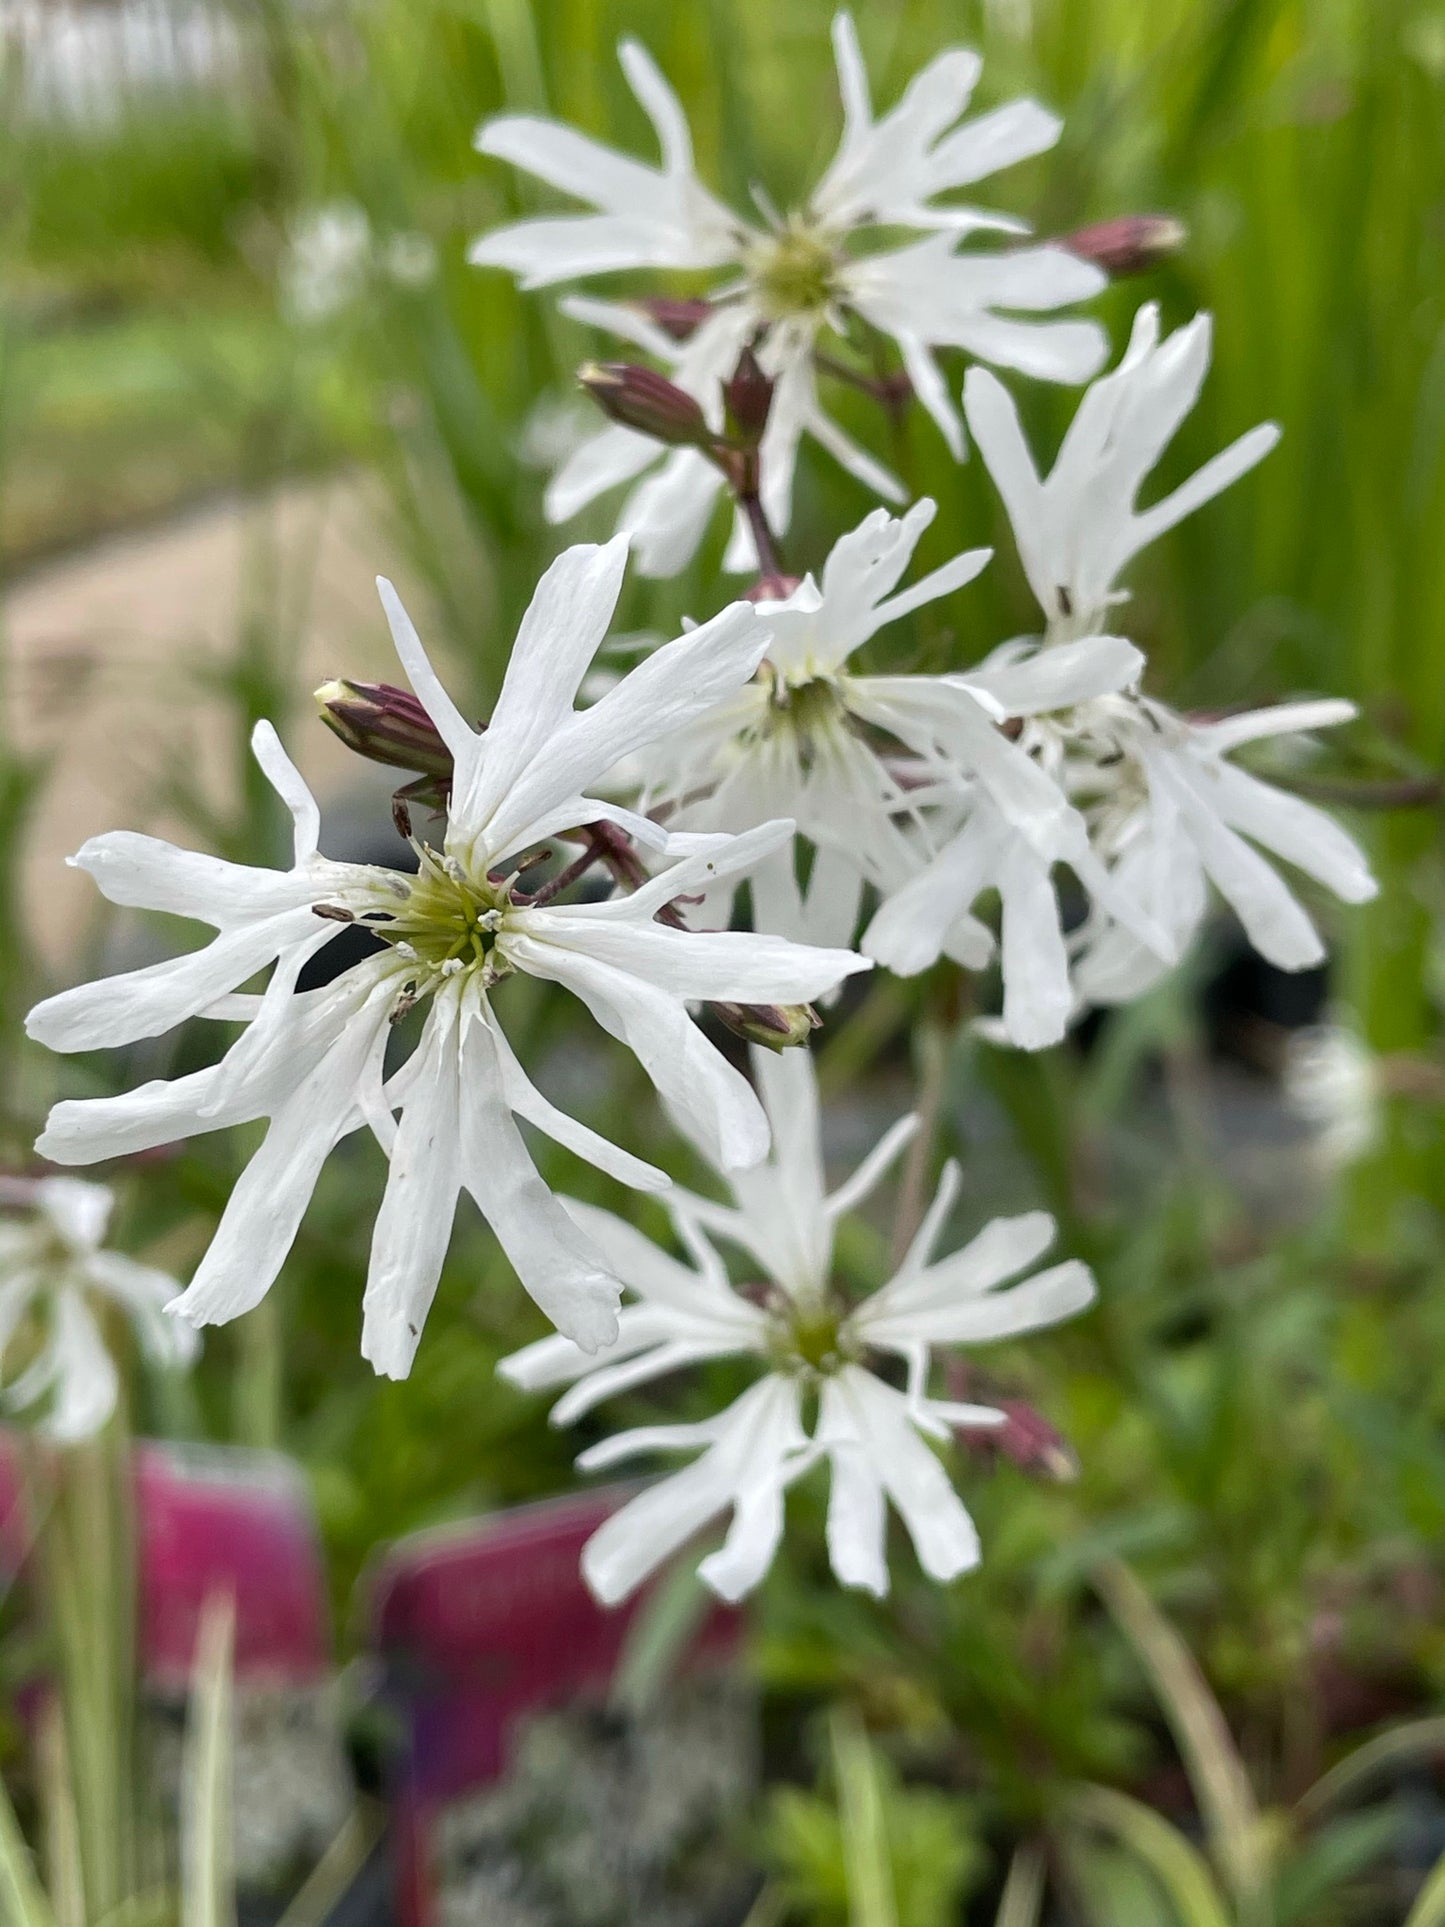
975, 1399, 1080, 1483
710, 1001, 821, 1052
724, 347, 773, 447
578, 361, 711, 448
316, 679, 455, 780
633, 296, 713, 341
1064, 214, 1186, 278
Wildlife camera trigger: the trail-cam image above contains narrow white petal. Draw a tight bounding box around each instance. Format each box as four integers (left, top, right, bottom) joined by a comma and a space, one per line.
26, 906, 327, 1054
170, 987, 393, 1328
68, 831, 311, 927
545, 423, 660, 523
499, 935, 770, 1170
456, 993, 621, 1350
825, 1113, 920, 1221
375, 576, 476, 760
251, 721, 320, 863
361, 987, 465, 1379
865, 1258, 1095, 1347
490, 1018, 669, 1192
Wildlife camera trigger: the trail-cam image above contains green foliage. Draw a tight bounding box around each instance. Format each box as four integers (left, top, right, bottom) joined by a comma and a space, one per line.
763, 1711, 984, 1926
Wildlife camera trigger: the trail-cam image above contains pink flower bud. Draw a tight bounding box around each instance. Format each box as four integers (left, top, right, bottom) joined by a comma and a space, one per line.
315, 679, 456, 779
724, 347, 773, 447
578, 361, 711, 448
1064, 214, 1186, 278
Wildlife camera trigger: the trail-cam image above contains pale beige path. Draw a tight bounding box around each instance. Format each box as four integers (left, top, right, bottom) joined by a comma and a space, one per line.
4, 473, 451, 969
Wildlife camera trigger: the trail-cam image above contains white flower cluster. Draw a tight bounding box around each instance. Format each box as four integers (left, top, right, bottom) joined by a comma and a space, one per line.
472, 14, 1106, 573
20, 12, 1378, 1599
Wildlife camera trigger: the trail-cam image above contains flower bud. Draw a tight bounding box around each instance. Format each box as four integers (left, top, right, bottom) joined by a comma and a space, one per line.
710, 1001, 821, 1052
633, 296, 713, 341
578, 361, 711, 448
724, 347, 773, 447
979, 1399, 1079, 1483
1063, 214, 1186, 278
315, 679, 455, 779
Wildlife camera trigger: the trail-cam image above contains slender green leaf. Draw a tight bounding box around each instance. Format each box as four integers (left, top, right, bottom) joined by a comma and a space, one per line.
830, 1708, 900, 1927
1406, 1847, 1445, 1927
1094, 1560, 1269, 1912
1298, 1717, 1445, 1821
994, 1843, 1047, 1927
1066, 1783, 1234, 1927
0, 1771, 57, 1927
180, 1594, 236, 1927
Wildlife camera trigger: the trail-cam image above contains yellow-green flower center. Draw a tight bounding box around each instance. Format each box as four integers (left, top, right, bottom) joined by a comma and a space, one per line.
767, 1292, 861, 1378
375, 849, 511, 979
744, 670, 850, 773
747, 220, 841, 322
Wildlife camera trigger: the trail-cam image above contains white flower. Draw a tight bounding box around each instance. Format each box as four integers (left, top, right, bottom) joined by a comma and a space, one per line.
1066, 695, 1378, 1003
962, 303, 1281, 639
0, 1176, 197, 1442
1283, 1021, 1381, 1170
634, 500, 996, 948
27, 538, 868, 1379
281, 202, 436, 324
861, 633, 1160, 1047
281, 202, 374, 324
472, 14, 1107, 574
499, 1048, 1094, 1604
866, 305, 1377, 1029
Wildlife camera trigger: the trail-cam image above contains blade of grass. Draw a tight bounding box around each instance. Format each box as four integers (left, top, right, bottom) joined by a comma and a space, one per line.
1094, 1559, 1269, 1914
1065, 1783, 1234, 1927
1296, 1716, 1445, 1822
36, 1704, 83, 1927
180, 1594, 236, 1927
829, 1707, 900, 1927
995, 1842, 1048, 1927
274, 1809, 383, 1927
1407, 1847, 1445, 1927
0, 1773, 57, 1927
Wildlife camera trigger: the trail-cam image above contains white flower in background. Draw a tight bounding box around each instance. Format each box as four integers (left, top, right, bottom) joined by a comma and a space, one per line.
962, 303, 1281, 641
500, 1048, 1095, 1604
861, 632, 1162, 1047
1283, 1021, 1381, 1170
635, 500, 995, 947
867, 304, 1376, 1027
471, 13, 1107, 574
27, 538, 868, 1379
0, 1177, 197, 1443
281, 202, 437, 325
281, 202, 373, 324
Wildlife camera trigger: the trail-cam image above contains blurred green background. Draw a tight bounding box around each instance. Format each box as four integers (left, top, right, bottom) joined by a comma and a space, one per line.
5, 0, 1445, 1918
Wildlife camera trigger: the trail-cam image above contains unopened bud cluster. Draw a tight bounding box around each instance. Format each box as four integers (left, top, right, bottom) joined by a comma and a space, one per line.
578, 346, 774, 499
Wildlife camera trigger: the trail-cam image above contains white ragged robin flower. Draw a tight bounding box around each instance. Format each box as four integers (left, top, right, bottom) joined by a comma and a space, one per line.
866, 304, 1377, 1025
962, 302, 1282, 643
634, 499, 995, 948
1283, 1020, 1382, 1172
499, 1048, 1095, 1604
26, 538, 868, 1379
471, 13, 1107, 574
0, 1176, 197, 1443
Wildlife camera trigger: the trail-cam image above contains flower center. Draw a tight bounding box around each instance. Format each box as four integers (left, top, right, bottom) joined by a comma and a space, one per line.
746, 220, 840, 322
767, 1291, 861, 1378
372, 847, 512, 983
747, 669, 849, 772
